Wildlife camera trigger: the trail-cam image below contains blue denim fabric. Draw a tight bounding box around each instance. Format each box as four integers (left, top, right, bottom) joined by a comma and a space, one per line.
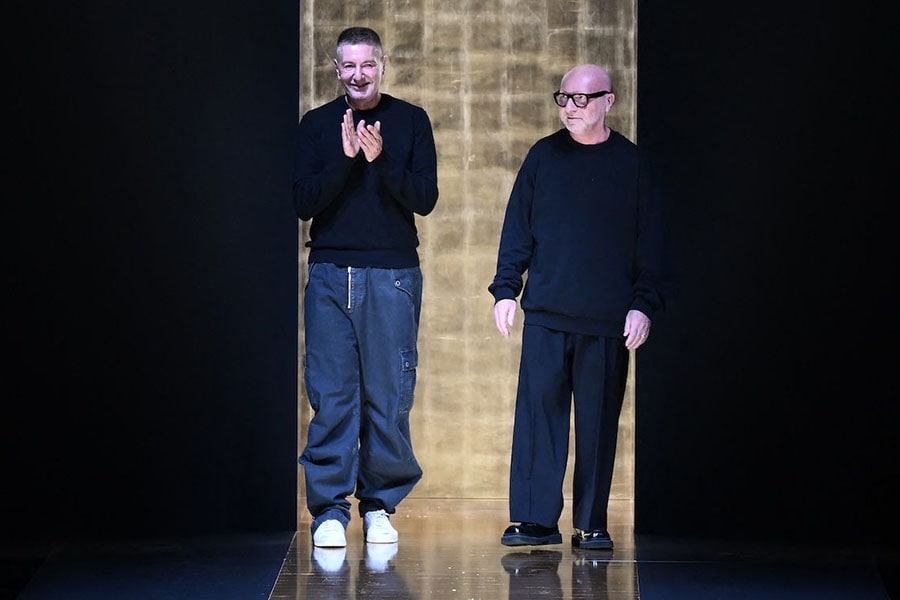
300, 263, 424, 531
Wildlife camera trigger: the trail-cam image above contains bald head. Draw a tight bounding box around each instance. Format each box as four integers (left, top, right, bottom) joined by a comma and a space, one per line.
557, 64, 615, 144
560, 64, 613, 94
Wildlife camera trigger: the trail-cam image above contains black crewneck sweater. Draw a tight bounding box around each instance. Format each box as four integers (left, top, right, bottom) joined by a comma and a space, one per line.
292, 94, 438, 268
489, 129, 672, 337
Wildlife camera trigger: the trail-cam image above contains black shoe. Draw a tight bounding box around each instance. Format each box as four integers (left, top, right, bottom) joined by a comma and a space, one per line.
572, 529, 614, 550
501, 523, 562, 546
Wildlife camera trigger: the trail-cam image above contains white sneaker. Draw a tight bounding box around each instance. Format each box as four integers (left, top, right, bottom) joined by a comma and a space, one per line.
363, 509, 398, 543
313, 519, 346, 547
364, 542, 398, 572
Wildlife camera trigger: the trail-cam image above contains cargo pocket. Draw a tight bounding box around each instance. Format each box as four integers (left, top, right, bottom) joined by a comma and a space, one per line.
399, 348, 418, 414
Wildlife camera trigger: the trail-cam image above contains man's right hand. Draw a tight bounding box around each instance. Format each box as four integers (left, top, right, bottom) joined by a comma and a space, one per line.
493, 299, 518, 338
341, 108, 360, 157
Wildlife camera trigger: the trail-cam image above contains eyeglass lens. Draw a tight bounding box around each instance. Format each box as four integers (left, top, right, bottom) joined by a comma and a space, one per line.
553, 91, 609, 108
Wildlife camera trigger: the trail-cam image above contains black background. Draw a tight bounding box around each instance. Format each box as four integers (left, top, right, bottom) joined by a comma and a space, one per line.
6, 0, 299, 539
5, 0, 897, 556
636, 0, 897, 548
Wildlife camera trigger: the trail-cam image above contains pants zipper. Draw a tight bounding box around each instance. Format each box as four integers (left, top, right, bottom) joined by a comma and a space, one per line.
347, 266, 352, 310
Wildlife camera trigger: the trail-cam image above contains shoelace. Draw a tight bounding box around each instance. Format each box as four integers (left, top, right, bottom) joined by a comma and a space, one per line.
369, 512, 390, 527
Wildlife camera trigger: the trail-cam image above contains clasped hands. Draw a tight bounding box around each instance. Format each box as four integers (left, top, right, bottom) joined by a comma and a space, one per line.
342, 108, 382, 162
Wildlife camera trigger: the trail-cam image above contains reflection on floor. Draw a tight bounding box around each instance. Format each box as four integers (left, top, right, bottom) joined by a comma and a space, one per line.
5, 499, 897, 599
271, 498, 897, 600
271, 498, 637, 600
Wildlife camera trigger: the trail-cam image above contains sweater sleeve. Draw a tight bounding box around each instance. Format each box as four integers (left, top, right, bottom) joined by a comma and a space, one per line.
488, 151, 536, 302
291, 114, 359, 221
373, 106, 439, 216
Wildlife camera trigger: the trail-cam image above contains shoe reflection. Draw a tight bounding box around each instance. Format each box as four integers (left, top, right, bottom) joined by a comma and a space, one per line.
311, 546, 351, 599
313, 546, 349, 574
364, 542, 398, 573
572, 553, 611, 599
501, 549, 563, 599
357, 542, 414, 598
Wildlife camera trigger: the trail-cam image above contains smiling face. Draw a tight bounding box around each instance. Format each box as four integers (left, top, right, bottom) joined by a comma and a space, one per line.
335, 42, 385, 111
557, 65, 615, 144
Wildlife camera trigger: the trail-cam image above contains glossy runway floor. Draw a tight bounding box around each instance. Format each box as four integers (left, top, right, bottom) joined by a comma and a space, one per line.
271, 499, 898, 600
6, 499, 898, 599
271, 498, 637, 600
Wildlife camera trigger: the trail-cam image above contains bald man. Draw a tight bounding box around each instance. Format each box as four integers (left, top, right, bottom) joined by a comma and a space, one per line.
489, 64, 673, 549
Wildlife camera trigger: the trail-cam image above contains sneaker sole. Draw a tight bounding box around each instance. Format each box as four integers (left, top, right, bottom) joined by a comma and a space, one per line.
501, 533, 563, 546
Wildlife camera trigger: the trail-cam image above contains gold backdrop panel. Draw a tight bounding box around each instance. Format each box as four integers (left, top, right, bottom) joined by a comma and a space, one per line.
299, 0, 637, 514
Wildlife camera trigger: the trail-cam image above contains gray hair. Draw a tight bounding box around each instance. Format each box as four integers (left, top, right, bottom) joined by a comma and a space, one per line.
336, 27, 383, 58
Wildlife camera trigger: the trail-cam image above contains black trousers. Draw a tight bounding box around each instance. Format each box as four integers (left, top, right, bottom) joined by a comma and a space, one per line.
508, 324, 628, 532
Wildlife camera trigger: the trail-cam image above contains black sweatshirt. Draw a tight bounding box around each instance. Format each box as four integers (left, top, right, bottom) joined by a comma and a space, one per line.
292, 94, 439, 268
489, 129, 672, 337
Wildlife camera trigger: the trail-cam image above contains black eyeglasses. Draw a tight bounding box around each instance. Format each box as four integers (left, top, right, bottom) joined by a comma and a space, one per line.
552, 90, 611, 108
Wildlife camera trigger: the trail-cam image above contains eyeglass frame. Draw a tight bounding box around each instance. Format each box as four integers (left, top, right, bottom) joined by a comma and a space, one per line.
552, 90, 612, 108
